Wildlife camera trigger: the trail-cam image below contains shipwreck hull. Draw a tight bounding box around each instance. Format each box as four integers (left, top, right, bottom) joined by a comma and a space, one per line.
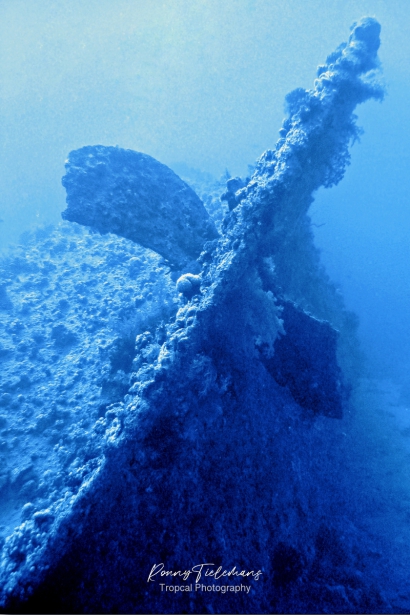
0, 17, 389, 614
6, 338, 361, 614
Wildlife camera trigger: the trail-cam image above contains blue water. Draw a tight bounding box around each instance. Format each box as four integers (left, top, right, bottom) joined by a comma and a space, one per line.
1, 2, 410, 613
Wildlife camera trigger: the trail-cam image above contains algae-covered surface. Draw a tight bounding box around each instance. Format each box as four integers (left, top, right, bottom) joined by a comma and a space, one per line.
1, 14, 410, 615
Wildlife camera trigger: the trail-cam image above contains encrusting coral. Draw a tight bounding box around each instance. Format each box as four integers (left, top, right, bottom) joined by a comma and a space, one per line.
0, 18, 395, 615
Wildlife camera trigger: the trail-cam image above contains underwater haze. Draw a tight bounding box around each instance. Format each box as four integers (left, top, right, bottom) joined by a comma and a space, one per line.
1, 0, 410, 385
1, 2, 410, 614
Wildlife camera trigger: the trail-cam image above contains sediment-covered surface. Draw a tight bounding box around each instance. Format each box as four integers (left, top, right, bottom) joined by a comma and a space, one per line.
2, 17, 410, 614
0, 223, 178, 608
